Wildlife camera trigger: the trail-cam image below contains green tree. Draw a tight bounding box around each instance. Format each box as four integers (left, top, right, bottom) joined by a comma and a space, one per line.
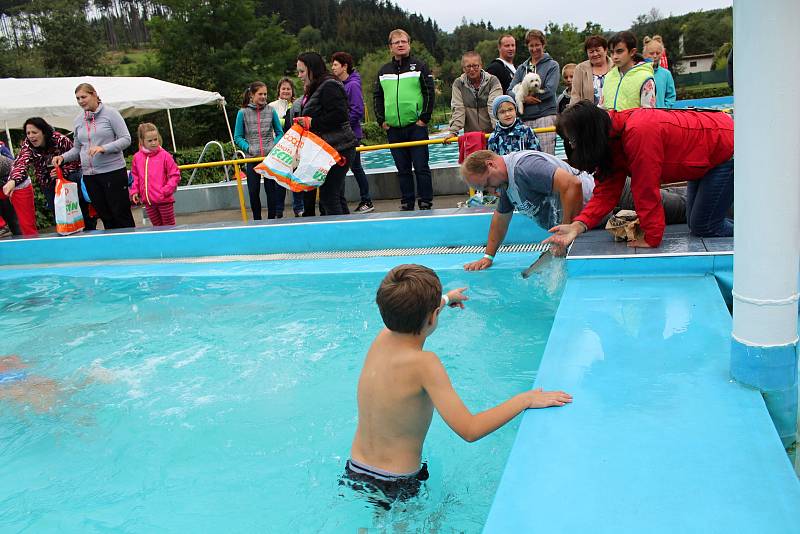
297, 24, 322, 51
148, 0, 298, 145
34, 0, 109, 76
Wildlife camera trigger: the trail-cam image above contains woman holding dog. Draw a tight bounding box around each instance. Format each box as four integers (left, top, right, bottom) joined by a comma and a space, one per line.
545, 101, 734, 250
507, 29, 560, 155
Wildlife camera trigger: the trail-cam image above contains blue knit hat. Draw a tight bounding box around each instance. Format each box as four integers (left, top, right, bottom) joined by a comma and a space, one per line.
492, 95, 517, 119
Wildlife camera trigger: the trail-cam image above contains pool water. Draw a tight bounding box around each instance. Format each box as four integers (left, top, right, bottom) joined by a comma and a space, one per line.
0, 266, 562, 532
360, 136, 566, 171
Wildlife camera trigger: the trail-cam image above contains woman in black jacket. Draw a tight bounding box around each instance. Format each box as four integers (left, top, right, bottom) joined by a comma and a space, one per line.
295, 52, 357, 216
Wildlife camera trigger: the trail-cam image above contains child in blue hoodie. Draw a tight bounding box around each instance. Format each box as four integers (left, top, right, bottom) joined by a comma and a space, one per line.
487, 95, 541, 155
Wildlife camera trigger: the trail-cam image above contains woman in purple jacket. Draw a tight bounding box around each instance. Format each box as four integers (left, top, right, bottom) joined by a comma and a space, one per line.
331, 52, 373, 213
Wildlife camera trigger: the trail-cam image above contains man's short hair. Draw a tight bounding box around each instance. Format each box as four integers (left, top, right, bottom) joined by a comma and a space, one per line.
376, 265, 442, 335
461, 50, 481, 64
461, 150, 497, 178
561, 63, 577, 77
524, 29, 546, 46
388, 29, 410, 44
584, 35, 608, 52
497, 34, 515, 47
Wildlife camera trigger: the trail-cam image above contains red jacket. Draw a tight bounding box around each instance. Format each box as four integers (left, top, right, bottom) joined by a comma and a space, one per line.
574, 109, 734, 247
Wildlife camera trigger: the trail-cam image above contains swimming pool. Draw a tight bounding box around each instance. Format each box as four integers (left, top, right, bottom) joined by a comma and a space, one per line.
0, 260, 562, 532
360, 136, 567, 171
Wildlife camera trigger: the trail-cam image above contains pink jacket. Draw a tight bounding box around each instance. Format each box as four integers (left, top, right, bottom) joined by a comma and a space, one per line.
129, 146, 181, 205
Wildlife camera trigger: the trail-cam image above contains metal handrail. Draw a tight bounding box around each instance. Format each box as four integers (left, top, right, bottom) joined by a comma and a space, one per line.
176, 126, 559, 222
187, 141, 231, 185
177, 126, 557, 171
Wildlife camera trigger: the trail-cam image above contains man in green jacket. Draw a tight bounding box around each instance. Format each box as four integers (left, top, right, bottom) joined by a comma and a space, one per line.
373, 29, 436, 210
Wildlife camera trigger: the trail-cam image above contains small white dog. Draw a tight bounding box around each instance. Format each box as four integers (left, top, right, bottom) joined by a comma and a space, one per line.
514, 71, 543, 113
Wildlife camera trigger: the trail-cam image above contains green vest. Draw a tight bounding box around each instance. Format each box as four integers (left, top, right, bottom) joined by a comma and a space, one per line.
602, 62, 654, 111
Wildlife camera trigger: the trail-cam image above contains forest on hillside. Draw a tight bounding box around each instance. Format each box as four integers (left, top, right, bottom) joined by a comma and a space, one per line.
0, 1, 733, 146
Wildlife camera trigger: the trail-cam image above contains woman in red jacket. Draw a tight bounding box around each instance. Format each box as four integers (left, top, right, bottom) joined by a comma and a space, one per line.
547, 101, 734, 249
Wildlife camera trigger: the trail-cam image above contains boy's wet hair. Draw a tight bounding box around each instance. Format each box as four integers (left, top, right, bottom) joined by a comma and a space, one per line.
377, 265, 442, 335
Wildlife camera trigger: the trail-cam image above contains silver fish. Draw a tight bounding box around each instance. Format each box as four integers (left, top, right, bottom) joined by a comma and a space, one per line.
521, 249, 554, 279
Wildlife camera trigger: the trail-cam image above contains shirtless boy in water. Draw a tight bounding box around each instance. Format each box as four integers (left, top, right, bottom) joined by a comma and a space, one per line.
0, 355, 60, 412
344, 264, 572, 506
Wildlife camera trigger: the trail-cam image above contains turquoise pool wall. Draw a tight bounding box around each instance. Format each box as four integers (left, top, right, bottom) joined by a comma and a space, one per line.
0, 210, 549, 267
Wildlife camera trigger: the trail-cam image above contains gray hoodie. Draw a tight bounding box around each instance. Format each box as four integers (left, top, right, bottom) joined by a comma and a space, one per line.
62, 103, 131, 175
508, 53, 560, 121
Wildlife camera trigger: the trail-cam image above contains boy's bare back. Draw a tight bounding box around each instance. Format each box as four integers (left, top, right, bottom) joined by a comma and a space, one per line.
350, 329, 438, 474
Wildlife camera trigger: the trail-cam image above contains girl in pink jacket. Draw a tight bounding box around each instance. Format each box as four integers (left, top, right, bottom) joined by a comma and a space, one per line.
130, 123, 181, 226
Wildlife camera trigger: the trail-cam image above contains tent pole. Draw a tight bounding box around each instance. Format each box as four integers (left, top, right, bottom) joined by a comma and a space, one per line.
221, 102, 248, 224
166, 109, 177, 152
4, 121, 14, 157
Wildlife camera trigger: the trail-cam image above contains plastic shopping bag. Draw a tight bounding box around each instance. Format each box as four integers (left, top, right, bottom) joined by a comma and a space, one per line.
255, 123, 342, 192
54, 166, 84, 235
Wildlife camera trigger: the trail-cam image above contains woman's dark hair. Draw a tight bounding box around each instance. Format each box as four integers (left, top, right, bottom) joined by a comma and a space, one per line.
22, 117, 54, 150
608, 31, 637, 52
241, 81, 267, 108
330, 51, 355, 75
298, 51, 335, 97
584, 35, 608, 52
555, 100, 613, 177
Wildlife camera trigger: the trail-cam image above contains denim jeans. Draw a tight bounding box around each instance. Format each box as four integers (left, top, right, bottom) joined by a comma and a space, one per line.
291, 191, 304, 213
686, 159, 734, 237
246, 162, 286, 219
351, 140, 371, 203
386, 124, 433, 209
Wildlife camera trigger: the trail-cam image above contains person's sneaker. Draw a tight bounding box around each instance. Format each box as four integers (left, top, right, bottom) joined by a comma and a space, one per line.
400, 203, 414, 211
294, 209, 304, 217
0, 226, 11, 239
418, 202, 433, 210
355, 201, 374, 213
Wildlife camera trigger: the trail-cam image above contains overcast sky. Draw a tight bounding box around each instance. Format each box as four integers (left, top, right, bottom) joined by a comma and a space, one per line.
392, 1, 732, 32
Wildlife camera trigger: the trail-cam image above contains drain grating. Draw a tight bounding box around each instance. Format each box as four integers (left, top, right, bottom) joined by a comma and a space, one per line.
156, 243, 550, 264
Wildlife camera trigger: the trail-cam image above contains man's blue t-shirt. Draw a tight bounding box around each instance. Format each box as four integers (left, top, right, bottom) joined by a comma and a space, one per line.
497, 151, 594, 229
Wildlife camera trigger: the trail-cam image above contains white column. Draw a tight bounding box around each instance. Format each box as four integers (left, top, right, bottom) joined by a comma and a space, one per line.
731, 0, 800, 446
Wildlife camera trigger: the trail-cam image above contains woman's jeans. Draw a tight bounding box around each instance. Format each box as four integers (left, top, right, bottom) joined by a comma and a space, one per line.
246, 162, 286, 220
303, 148, 355, 216
351, 140, 371, 203
686, 159, 734, 237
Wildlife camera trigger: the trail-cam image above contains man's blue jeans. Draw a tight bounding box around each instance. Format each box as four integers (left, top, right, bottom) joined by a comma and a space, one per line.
686, 159, 734, 237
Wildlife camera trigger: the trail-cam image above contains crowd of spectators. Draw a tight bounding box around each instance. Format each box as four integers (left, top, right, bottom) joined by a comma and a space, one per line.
0, 27, 725, 252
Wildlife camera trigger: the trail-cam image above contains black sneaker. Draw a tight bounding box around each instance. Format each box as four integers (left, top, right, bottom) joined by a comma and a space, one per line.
400, 203, 414, 211
355, 201, 375, 213
418, 202, 433, 210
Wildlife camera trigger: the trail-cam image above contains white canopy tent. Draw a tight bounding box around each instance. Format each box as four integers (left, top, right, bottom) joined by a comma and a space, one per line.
0, 76, 230, 153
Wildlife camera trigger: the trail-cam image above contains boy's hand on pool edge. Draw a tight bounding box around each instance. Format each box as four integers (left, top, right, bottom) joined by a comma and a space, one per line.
444, 287, 468, 308
523, 387, 573, 409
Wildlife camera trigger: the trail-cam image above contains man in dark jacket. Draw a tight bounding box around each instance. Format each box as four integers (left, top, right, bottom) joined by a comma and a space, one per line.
485, 34, 517, 94
373, 29, 436, 210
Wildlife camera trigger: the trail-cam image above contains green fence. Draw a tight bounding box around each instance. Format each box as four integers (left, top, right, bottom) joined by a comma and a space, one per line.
675, 69, 728, 87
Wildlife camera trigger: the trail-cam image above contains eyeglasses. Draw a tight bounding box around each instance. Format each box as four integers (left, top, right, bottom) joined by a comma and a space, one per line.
463, 64, 481, 70
391, 39, 409, 45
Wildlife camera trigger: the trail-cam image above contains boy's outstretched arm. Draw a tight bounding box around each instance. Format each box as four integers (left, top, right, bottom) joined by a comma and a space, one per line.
421, 353, 572, 443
